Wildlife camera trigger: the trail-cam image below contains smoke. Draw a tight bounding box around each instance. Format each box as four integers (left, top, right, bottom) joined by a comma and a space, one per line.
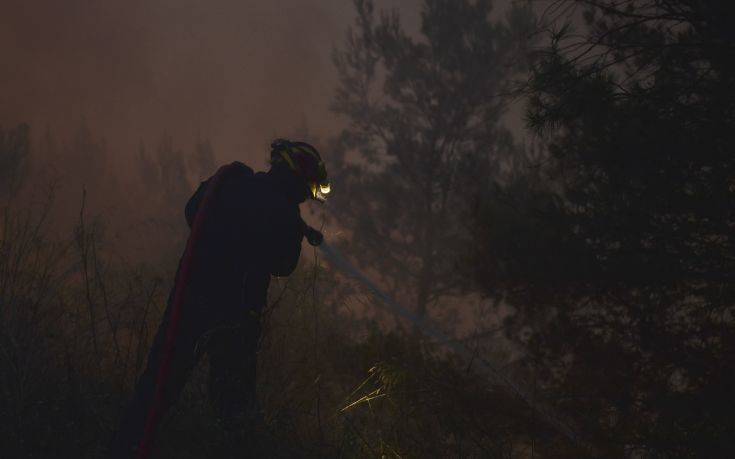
0, 0, 383, 168
1, 1, 529, 172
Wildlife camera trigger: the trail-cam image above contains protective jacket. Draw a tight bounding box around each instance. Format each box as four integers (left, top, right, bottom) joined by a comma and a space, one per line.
111, 161, 305, 458
184, 161, 305, 296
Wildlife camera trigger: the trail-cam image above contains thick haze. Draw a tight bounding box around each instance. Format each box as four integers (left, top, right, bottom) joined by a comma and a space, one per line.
0, 0, 422, 170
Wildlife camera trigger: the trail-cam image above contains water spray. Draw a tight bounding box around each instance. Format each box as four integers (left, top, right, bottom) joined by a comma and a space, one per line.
311, 234, 584, 448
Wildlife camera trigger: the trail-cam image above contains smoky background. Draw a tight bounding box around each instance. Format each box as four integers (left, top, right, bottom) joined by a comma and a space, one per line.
2, 0, 734, 457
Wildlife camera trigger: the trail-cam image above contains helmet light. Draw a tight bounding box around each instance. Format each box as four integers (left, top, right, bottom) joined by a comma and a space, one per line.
312, 181, 331, 203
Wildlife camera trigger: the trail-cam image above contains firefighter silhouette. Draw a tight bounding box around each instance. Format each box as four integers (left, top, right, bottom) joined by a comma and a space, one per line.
111, 140, 329, 458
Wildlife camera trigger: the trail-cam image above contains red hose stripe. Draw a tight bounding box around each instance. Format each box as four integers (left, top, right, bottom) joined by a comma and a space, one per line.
136, 163, 235, 459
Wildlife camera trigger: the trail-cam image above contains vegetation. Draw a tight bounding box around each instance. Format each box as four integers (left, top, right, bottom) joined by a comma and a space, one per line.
1, 0, 733, 457
330, 0, 534, 319
472, 0, 735, 456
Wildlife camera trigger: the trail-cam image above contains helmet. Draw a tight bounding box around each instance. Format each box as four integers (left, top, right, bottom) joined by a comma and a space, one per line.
270, 139, 331, 202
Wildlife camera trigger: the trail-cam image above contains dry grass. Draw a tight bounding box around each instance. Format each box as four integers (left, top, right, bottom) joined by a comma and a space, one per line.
0, 198, 557, 458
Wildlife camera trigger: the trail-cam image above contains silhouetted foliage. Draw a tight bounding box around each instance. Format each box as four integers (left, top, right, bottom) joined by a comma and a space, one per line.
471, 0, 735, 455
67, 119, 108, 192
7, 1, 733, 457
331, 0, 534, 318
0, 123, 30, 197
155, 133, 190, 206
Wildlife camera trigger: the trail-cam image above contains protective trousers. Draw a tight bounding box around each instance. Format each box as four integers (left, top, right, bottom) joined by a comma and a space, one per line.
110, 273, 268, 458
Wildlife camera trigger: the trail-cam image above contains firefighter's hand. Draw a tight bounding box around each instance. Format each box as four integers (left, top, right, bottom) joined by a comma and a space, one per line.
304, 226, 324, 246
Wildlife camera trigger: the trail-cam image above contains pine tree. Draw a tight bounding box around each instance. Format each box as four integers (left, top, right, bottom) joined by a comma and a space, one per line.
331, 0, 534, 318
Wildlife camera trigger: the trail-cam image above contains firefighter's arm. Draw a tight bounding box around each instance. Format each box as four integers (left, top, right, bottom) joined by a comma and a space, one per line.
302, 222, 324, 247
266, 207, 305, 277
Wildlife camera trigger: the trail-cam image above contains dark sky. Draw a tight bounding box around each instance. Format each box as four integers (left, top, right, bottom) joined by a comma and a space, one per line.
0, 0, 429, 170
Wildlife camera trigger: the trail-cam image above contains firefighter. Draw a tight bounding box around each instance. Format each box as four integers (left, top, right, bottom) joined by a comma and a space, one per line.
110, 139, 330, 458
